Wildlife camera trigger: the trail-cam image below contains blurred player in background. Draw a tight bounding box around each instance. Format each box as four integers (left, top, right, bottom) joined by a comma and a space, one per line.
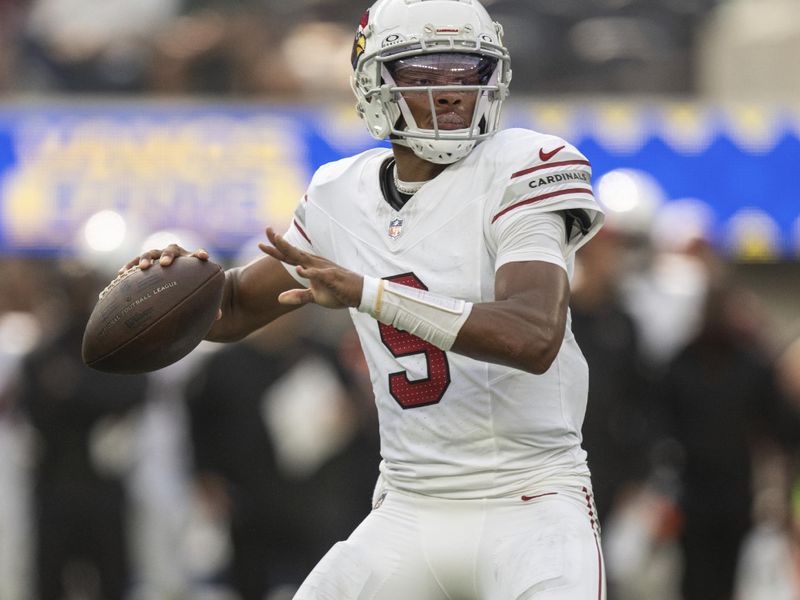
656, 282, 796, 600
185, 310, 380, 599
128, 0, 606, 597
18, 262, 148, 600
570, 228, 651, 529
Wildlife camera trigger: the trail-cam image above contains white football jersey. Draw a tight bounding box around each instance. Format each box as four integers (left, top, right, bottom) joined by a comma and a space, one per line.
282, 128, 603, 499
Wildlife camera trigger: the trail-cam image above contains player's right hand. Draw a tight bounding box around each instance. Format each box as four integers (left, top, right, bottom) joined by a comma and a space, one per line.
259, 227, 363, 310
120, 244, 210, 274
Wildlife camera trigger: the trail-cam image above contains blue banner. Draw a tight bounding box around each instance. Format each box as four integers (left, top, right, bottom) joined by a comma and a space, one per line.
0, 101, 797, 259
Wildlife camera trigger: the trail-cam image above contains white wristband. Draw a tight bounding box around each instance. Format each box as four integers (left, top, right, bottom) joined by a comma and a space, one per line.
359, 276, 383, 315
358, 276, 473, 351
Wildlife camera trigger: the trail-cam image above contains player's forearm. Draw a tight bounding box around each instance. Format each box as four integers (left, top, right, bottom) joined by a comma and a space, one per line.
204, 269, 253, 342
205, 267, 297, 342
358, 276, 567, 375
457, 259, 570, 374
451, 298, 567, 374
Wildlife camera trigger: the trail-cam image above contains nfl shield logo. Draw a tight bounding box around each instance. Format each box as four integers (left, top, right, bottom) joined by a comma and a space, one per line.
388, 217, 403, 239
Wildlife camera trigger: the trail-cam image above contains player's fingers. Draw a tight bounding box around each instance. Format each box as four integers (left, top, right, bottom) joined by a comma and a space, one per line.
298, 267, 359, 307
264, 239, 305, 266
165, 248, 208, 266
190, 248, 209, 262
264, 227, 285, 250
120, 258, 140, 274
296, 265, 323, 280
261, 230, 295, 263
266, 228, 308, 265
297, 265, 341, 285
138, 248, 163, 270
268, 230, 299, 257
159, 243, 190, 266
258, 242, 292, 265
277, 288, 315, 306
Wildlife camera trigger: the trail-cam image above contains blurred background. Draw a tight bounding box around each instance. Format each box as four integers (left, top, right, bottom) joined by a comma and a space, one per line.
1, 0, 799, 599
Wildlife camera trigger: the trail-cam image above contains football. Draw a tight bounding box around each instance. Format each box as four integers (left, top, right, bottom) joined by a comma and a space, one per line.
82, 257, 225, 374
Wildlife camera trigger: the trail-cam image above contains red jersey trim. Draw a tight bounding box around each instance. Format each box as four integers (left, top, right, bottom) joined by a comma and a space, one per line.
491, 187, 594, 224
511, 159, 591, 179
582, 486, 605, 600
293, 220, 312, 245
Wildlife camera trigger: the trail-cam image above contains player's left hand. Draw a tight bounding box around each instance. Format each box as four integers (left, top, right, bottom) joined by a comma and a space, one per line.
259, 227, 363, 310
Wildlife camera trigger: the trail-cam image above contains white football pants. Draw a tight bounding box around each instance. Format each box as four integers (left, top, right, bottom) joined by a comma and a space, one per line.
294, 482, 606, 600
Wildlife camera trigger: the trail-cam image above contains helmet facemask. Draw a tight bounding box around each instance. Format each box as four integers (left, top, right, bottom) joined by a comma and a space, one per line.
351, 0, 512, 164
382, 53, 501, 163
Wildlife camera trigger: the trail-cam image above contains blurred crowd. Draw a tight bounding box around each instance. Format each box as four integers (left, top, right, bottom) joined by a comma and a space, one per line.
571, 206, 800, 600
0, 0, 720, 97
0, 200, 799, 600
0, 253, 381, 600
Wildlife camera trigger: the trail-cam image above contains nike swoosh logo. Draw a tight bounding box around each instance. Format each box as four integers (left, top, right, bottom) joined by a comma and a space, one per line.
539, 145, 565, 162
521, 492, 559, 502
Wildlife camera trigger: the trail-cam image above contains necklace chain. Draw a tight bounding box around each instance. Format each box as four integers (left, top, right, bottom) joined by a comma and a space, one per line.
393, 165, 427, 195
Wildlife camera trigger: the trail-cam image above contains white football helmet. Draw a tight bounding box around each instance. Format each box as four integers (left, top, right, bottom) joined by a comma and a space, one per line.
350, 0, 512, 164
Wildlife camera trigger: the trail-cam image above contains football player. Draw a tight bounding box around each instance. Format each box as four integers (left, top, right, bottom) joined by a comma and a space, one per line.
131, 0, 606, 597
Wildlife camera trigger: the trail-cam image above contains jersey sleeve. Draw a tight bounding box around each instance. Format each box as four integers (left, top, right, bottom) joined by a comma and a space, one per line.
495, 211, 568, 272
280, 193, 315, 286
486, 130, 604, 265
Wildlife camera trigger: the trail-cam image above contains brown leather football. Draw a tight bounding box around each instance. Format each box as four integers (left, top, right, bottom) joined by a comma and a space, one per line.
82, 257, 225, 374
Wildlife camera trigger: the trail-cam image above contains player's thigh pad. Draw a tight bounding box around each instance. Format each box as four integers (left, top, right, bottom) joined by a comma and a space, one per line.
482, 492, 605, 600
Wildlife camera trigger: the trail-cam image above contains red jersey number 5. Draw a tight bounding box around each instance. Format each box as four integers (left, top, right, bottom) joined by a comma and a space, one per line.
378, 273, 451, 409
